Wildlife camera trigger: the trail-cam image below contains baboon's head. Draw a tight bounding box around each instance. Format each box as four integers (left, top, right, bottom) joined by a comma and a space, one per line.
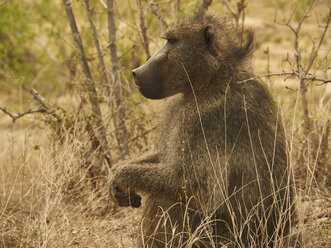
132, 14, 253, 99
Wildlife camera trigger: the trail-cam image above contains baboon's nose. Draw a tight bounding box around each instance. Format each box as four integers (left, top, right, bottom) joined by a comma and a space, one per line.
132, 68, 141, 86
131, 69, 137, 78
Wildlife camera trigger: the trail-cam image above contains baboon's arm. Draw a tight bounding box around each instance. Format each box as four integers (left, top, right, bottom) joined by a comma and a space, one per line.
112, 151, 160, 170
110, 159, 181, 197
109, 151, 162, 207
129, 151, 160, 164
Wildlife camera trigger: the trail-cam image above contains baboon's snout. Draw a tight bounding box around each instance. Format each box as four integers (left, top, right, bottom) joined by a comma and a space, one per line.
131, 69, 137, 78
132, 58, 161, 87
131, 66, 144, 87
132, 50, 167, 91
131, 68, 139, 79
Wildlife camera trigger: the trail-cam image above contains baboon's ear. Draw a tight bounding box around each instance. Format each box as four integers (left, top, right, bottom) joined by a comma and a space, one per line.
204, 26, 214, 46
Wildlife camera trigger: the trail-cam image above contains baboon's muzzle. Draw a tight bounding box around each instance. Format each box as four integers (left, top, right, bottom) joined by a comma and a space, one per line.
132, 49, 169, 99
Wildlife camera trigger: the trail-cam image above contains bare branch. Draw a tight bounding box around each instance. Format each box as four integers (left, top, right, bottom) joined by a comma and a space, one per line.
264, 47, 271, 89
114, 13, 157, 44
196, 0, 212, 16
238, 71, 330, 86
84, 0, 110, 93
306, 77, 331, 85
108, 0, 131, 160
97, 0, 163, 42
237, 72, 295, 84
0, 0, 10, 7
85, 0, 130, 160
98, 0, 107, 8
62, 0, 102, 116
220, 0, 236, 17
148, 0, 168, 30
63, 0, 113, 169
137, 0, 150, 59
306, 8, 331, 73
273, 4, 329, 134
220, 0, 246, 31
34, 38, 60, 65
30, 88, 52, 110
30, 88, 67, 125
201, 0, 212, 10
275, 1, 317, 132
285, 86, 297, 92
0, 107, 45, 123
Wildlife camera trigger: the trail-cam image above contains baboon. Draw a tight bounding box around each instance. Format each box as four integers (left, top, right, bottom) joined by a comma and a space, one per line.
109, 14, 294, 248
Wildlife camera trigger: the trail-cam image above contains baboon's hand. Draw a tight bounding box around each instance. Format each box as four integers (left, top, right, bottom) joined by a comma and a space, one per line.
109, 182, 141, 208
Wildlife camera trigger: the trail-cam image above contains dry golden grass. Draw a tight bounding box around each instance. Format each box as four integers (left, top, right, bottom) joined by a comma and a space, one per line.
0, 120, 143, 247
0, 93, 329, 247
1, 0, 330, 247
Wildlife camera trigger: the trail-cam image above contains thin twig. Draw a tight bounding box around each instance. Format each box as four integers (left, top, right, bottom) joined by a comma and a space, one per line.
30, 88, 63, 120
148, 0, 168, 30
264, 47, 272, 89
220, 0, 236, 17
308, 77, 331, 85
97, 0, 107, 8
275, 1, 316, 132
220, 0, 246, 31
137, 0, 150, 59
0, 107, 45, 123
285, 86, 297, 92
30, 88, 52, 110
34, 38, 60, 65
85, 0, 130, 160
108, 0, 131, 160
63, 0, 113, 169
196, 0, 212, 16
0, 0, 10, 7
115, 14, 157, 43
305, 8, 331, 73
238, 72, 330, 85
237, 72, 295, 84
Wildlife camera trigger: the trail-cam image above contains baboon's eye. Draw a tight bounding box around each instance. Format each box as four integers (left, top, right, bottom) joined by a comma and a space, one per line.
167, 38, 178, 44
162, 36, 178, 44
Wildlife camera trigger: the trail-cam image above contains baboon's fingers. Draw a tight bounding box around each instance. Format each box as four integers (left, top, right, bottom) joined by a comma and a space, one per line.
128, 191, 142, 208
110, 184, 141, 208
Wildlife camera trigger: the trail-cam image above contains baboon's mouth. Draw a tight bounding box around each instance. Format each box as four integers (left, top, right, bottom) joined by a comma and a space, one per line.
133, 78, 146, 88
136, 84, 147, 89
136, 83, 158, 90
134, 82, 144, 87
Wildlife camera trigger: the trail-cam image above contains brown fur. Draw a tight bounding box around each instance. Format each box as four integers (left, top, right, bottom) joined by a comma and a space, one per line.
109, 14, 294, 247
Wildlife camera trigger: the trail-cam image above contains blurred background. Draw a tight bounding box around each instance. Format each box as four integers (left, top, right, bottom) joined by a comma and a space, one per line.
0, 0, 330, 247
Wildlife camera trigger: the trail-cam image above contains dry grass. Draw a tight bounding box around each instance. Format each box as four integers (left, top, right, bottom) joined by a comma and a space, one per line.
1, 0, 330, 247
0, 121, 142, 248
0, 103, 329, 247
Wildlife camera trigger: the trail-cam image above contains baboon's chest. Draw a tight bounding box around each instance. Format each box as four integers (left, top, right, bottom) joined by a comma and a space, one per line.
159, 112, 186, 155
157, 96, 189, 158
